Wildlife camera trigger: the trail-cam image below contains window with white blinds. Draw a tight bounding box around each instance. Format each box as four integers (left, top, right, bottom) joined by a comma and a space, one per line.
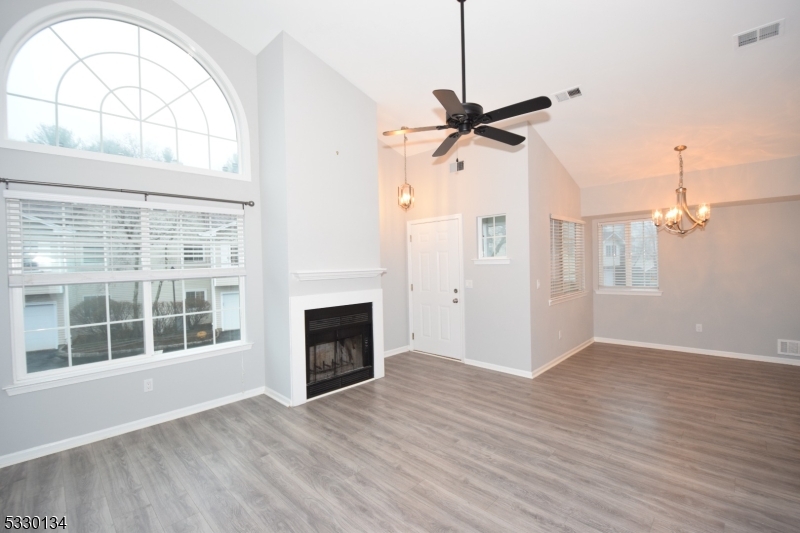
6, 192, 244, 286
597, 220, 658, 290
5, 190, 247, 384
550, 216, 585, 303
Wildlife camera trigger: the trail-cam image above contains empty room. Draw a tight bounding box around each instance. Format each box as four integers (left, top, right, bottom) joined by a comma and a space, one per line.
1, 0, 799, 531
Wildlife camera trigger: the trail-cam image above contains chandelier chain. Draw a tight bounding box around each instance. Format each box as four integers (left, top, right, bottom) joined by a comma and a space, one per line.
679, 150, 684, 188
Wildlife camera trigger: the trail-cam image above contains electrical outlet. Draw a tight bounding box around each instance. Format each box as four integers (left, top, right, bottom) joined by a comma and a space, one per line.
696, 324, 702, 332
558, 330, 562, 339
465, 280, 473, 288
143, 378, 153, 392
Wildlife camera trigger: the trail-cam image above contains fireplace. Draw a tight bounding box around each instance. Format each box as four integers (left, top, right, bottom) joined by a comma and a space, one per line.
305, 303, 374, 399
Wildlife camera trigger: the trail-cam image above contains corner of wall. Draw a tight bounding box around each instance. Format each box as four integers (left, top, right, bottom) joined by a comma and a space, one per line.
257, 34, 292, 398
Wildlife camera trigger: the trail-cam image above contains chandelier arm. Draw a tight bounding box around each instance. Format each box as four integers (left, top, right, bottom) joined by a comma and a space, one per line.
680, 195, 703, 226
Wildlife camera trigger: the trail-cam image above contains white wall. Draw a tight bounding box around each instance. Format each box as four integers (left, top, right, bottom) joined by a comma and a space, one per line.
591, 199, 800, 361
527, 125, 594, 371
0, 0, 264, 458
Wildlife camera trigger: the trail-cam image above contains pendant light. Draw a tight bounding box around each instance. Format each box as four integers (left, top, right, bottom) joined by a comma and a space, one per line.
652, 145, 710, 234
398, 131, 414, 210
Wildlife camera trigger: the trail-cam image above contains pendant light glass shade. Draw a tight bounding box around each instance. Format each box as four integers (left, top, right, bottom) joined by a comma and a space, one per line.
398, 131, 415, 211
398, 182, 414, 210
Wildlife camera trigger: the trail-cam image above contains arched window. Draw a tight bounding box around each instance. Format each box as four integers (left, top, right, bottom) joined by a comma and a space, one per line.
6, 17, 239, 174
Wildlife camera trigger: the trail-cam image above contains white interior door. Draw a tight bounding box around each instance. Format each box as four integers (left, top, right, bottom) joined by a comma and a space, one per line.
221, 292, 240, 330
24, 303, 58, 351
409, 217, 463, 360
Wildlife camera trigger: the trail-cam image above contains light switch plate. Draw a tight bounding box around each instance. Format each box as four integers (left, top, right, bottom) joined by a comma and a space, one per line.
696, 324, 703, 332
465, 280, 473, 288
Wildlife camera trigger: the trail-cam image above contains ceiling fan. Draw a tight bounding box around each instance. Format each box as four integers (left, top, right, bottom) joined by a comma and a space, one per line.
383, 0, 552, 157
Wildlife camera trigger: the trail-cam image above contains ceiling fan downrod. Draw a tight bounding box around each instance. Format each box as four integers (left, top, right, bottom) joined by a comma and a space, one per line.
459, 0, 466, 103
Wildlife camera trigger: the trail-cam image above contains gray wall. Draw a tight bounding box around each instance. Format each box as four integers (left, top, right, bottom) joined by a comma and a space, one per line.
0, 0, 264, 457
527, 125, 594, 370
258, 34, 292, 399
257, 33, 382, 397
402, 122, 534, 372
582, 155, 800, 218
592, 199, 800, 361
378, 143, 409, 351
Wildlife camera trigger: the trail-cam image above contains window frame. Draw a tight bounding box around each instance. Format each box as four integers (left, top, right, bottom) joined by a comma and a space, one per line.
474, 214, 510, 265
549, 214, 586, 306
5, 189, 249, 393
594, 217, 662, 296
0, 3, 251, 181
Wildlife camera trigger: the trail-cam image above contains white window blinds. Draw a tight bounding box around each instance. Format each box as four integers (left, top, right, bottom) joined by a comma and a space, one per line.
550, 216, 585, 301
6, 192, 245, 287
597, 220, 658, 289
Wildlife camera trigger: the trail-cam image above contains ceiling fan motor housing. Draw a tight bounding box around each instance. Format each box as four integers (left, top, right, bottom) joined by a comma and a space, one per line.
450, 102, 484, 133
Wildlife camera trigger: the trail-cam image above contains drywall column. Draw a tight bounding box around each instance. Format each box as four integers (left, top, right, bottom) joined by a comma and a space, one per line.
528, 124, 594, 372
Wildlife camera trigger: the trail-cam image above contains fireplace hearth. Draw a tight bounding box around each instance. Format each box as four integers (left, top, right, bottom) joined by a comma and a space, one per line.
305, 303, 373, 399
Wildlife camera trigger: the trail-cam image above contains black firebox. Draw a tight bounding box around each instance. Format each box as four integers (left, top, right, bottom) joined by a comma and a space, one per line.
305, 303, 373, 399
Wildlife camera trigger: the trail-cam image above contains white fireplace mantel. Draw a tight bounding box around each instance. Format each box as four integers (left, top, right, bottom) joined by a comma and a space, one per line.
292, 268, 387, 281
289, 288, 385, 406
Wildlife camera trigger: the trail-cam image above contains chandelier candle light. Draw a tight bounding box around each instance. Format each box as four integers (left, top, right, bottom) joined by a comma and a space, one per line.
398, 131, 415, 210
652, 145, 710, 234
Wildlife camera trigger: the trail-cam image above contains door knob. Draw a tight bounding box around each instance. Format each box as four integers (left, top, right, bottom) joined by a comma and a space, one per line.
453, 298, 459, 303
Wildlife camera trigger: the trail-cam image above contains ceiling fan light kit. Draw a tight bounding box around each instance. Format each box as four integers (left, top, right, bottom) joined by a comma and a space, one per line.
383, 0, 552, 157
651, 146, 710, 235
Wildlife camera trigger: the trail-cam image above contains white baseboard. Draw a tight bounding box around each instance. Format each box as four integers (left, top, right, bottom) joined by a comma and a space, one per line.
464, 338, 595, 380
384, 345, 410, 358
594, 337, 800, 366
0, 386, 266, 469
264, 385, 292, 407
464, 359, 534, 379
531, 338, 595, 379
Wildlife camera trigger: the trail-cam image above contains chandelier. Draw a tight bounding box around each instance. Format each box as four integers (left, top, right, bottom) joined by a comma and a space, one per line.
397, 131, 414, 210
652, 145, 710, 234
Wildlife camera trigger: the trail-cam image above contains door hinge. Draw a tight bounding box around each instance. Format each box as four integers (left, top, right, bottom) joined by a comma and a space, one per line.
412, 333, 415, 340
409, 235, 412, 242
410, 283, 413, 291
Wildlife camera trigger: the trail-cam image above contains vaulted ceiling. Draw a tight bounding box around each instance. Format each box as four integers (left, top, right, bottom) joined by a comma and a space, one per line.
174, 0, 800, 188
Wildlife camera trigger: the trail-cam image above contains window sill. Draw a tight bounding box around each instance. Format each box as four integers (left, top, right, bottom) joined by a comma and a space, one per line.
0, 139, 250, 182
472, 258, 511, 265
4, 342, 253, 396
548, 291, 587, 306
595, 289, 662, 296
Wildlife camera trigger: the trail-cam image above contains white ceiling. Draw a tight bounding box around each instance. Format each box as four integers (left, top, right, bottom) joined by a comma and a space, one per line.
174, 0, 800, 188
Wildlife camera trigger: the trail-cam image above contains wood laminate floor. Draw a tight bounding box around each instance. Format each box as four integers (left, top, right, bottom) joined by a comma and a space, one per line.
2, 343, 800, 532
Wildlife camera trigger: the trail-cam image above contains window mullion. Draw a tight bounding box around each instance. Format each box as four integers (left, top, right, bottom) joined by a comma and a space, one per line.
625, 224, 633, 287
105, 283, 112, 361
143, 281, 154, 356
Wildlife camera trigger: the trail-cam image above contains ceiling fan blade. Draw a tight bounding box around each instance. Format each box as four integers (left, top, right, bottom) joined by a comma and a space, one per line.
479, 96, 552, 124
432, 132, 461, 157
382, 125, 448, 136
433, 89, 466, 117
474, 126, 525, 146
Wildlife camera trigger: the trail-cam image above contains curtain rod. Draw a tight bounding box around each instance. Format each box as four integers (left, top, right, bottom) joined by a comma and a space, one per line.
0, 178, 255, 208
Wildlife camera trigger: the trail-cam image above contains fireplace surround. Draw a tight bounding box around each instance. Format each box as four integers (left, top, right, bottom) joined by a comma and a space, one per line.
288, 289, 384, 406
305, 302, 373, 398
